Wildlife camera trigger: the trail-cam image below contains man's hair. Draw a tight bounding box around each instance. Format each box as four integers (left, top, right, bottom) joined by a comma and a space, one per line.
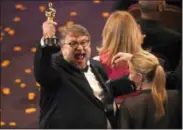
59, 24, 91, 44
138, 0, 166, 13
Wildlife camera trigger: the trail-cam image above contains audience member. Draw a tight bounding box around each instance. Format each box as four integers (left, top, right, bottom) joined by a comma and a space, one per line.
118, 51, 181, 129
94, 11, 144, 79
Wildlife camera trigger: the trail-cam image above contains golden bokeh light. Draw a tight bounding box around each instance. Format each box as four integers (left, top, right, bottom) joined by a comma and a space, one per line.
1, 32, 5, 37
13, 46, 22, 52
28, 92, 36, 100
70, 12, 78, 16
31, 47, 36, 52
13, 17, 21, 22
15, 4, 24, 9
1, 60, 10, 68
57, 25, 66, 32
20, 83, 27, 88
39, 5, 46, 12
24, 69, 31, 74
93, 0, 101, 4
2, 88, 11, 95
15, 79, 21, 84
0, 32, 4, 41
15, 4, 26, 10
66, 21, 74, 27
8, 29, 15, 36
25, 108, 36, 114
102, 12, 110, 18
0, 121, 6, 126
4, 27, 11, 32
9, 122, 16, 127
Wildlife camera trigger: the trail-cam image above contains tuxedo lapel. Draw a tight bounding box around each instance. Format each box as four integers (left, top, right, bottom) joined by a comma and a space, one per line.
69, 75, 105, 109
54, 54, 110, 110
90, 64, 112, 100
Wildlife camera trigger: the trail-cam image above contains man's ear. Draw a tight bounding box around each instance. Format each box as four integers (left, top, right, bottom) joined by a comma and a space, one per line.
59, 39, 64, 48
61, 46, 66, 56
136, 73, 143, 83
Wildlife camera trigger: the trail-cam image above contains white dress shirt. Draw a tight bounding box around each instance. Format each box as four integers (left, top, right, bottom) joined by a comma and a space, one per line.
83, 64, 113, 129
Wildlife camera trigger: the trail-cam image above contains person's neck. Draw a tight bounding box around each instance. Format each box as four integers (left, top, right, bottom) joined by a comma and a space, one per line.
140, 82, 153, 90
141, 12, 161, 21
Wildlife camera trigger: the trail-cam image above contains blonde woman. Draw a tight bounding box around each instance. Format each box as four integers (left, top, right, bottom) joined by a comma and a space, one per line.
118, 51, 181, 128
95, 11, 144, 80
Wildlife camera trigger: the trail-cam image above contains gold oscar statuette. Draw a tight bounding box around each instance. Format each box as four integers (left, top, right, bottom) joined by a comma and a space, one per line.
44, 2, 59, 47
45, 2, 56, 38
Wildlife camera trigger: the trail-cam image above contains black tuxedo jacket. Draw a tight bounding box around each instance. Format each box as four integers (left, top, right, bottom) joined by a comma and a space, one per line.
34, 44, 135, 129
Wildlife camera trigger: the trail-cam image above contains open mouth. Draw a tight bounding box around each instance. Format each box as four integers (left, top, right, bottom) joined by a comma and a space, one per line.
74, 53, 86, 61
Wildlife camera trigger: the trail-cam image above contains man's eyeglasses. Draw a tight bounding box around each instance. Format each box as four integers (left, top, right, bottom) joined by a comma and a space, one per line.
64, 40, 90, 49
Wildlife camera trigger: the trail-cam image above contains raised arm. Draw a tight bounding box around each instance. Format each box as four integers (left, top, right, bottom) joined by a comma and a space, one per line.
106, 76, 136, 97
34, 21, 60, 86
34, 42, 60, 86
108, 52, 135, 97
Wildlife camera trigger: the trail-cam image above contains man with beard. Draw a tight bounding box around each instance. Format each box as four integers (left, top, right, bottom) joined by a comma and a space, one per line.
112, 0, 181, 11
137, 0, 181, 71
34, 21, 135, 128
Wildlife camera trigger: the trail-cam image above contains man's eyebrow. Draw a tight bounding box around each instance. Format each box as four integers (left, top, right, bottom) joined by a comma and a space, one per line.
67, 37, 77, 41
80, 39, 89, 41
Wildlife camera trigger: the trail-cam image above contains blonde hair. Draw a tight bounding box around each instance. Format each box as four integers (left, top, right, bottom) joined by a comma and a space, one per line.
131, 51, 167, 120
98, 11, 143, 65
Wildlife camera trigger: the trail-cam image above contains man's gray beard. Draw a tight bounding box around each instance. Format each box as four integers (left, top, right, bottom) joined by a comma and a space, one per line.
70, 57, 89, 70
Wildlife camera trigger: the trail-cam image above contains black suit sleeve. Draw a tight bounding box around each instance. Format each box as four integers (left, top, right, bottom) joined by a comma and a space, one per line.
91, 59, 135, 97
107, 76, 136, 97
33, 43, 60, 87
97, 64, 108, 82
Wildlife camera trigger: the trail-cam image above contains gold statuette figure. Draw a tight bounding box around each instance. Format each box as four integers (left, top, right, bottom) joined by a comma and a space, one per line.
45, 2, 56, 23
44, 2, 59, 47
45, 2, 56, 38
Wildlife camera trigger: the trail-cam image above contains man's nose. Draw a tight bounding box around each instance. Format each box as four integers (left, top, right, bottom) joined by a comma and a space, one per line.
76, 43, 84, 50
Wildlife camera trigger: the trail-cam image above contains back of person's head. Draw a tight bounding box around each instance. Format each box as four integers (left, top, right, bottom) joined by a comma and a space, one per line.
98, 11, 143, 65
130, 51, 167, 120
138, 0, 166, 13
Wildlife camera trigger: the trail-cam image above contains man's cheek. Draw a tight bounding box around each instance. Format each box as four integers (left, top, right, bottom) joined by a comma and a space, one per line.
62, 48, 70, 60
86, 48, 91, 57
61, 48, 66, 56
